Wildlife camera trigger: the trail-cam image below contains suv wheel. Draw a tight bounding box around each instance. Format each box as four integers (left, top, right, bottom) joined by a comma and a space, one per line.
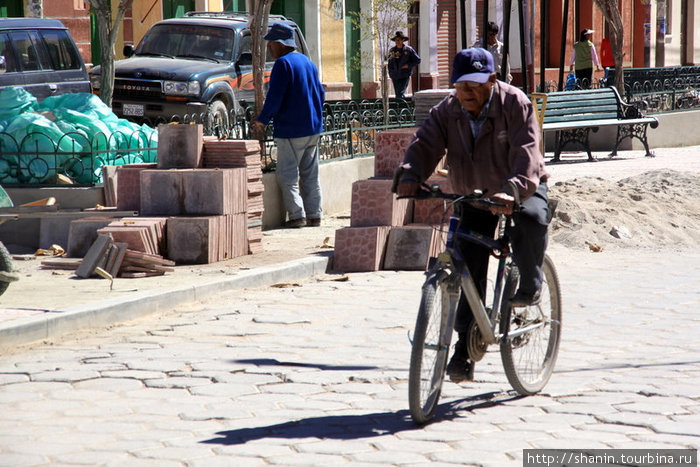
207, 99, 230, 137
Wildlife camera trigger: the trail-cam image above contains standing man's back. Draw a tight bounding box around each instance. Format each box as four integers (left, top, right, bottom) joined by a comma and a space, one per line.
254, 23, 326, 228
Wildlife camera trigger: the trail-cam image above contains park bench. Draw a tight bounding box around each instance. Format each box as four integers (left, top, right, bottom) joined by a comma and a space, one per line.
531, 87, 659, 162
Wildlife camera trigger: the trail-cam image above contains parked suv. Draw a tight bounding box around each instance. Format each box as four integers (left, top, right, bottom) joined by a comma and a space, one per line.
89, 12, 309, 130
0, 18, 91, 101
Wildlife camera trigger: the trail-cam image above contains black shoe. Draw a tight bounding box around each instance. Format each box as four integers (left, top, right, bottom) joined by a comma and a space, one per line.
446, 354, 475, 383
446, 335, 474, 383
509, 289, 541, 307
307, 218, 321, 227
285, 217, 307, 228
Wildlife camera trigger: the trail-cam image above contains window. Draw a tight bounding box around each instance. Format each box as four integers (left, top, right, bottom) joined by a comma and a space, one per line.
39, 30, 83, 70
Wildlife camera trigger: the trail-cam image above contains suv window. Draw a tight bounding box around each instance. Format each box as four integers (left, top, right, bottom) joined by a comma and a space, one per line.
138, 24, 235, 62
10, 31, 44, 71
40, 30, 84, 71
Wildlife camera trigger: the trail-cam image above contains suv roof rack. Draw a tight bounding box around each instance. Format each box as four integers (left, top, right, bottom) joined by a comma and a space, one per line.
183, 11, 290, 21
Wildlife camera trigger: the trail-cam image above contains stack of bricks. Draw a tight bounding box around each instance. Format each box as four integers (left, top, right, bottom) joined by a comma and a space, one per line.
333, 127, 452, 273
96, 218, 167, 256
202, 137, 264, 254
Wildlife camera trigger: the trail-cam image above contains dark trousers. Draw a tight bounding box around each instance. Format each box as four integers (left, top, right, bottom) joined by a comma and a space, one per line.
391, 77, 410, 99
455, 183, 550, 334
575, 68, 593, 89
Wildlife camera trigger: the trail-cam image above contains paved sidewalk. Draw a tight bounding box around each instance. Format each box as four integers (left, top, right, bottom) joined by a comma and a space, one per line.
1, 145, 699, 351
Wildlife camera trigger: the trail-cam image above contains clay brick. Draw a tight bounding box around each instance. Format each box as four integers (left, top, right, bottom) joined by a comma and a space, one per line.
157, 124, 204, 169
374, 128, 417, 177
384, 225, 447, 271
350, 178, 412, 227
332, 226, 390, 272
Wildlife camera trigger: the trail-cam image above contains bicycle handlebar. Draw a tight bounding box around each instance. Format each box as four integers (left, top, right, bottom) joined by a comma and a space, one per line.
397, 183, 508, 209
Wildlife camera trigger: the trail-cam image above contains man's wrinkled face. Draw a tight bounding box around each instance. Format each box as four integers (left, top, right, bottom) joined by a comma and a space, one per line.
454, 75, 496, 115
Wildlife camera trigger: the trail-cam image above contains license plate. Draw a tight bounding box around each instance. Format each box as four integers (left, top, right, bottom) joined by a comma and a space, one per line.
123, 104, 144, 116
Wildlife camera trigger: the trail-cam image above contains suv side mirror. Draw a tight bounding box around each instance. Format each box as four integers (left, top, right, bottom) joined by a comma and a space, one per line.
123, 44, 135, 58
0, 56, 6, 74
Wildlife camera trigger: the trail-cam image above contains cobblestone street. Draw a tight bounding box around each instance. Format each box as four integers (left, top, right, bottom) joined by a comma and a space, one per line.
1, 243, 698, 465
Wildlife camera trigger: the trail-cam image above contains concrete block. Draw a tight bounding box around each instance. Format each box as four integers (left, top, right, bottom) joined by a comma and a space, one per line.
332, 226, 390, 272
115, 164, 157, 211
67, 217, 114, 258
350, 178, 412, 227
157, 124, 204, 169
413, 173, 454, 224
166, 216, 216, 264
374, 128, 417, 177
383, 225, 445, 271
384, 225, 433, 270
140, 169, 246, 216
40, 215, 82, 250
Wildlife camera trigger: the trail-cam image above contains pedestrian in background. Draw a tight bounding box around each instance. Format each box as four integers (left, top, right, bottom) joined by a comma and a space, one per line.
600, 36, 616, 87
387, 31, 421, 99
253, 23, 325, 228
569, 28, 601, 89
473, 21, 512, 83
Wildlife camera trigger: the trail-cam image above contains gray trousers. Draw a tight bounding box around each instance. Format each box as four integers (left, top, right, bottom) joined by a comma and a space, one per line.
274, 135, 323, 221
455, 183, 549, 334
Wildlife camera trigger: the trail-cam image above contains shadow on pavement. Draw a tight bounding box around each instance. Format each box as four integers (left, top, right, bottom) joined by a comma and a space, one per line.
231, 358, 379, 371
200, 391, 522, 445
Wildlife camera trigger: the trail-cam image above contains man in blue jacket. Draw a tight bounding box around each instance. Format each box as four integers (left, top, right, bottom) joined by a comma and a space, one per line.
253, 23, 326, 228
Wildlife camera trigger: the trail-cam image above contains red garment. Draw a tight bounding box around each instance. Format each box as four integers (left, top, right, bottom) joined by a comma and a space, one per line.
601, 37, 615, 68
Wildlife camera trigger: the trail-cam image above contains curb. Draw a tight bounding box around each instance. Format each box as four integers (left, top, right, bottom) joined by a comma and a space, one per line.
0, 255, 331, 350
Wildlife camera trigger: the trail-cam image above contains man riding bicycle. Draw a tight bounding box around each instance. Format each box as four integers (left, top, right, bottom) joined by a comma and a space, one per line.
393, 48, 551, 383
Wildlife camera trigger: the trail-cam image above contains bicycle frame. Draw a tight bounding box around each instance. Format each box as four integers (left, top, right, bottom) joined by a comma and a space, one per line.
434, 210, 510, 345
438, 206, 547, 346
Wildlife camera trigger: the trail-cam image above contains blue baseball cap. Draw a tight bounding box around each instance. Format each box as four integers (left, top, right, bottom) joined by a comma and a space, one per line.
451, 48, 495, 84
264, 22, 297, 49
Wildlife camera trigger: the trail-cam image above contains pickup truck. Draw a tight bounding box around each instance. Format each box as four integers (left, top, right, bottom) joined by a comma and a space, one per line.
89, 12, 309, 133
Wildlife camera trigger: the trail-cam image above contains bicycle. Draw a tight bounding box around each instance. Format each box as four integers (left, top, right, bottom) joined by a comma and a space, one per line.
405, 184, 562, 424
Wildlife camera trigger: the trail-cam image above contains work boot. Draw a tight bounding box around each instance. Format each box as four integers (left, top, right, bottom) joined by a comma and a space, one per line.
446, 334, 475, 383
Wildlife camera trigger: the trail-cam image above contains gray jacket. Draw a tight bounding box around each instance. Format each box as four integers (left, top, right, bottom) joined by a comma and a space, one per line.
401, 81, 548, 200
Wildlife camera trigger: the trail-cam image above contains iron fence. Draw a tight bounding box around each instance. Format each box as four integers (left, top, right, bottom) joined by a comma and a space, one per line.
0, 128, 157, 187
535, 66, 700, 113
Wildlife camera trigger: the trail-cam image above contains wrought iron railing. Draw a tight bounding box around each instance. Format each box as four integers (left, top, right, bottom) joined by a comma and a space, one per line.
0, 98, 415, 186
0, 128, 157, 187
534, 66, 700, 113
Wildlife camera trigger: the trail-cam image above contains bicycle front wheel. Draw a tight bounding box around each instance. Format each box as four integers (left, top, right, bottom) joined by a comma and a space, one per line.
408, 271, 454, 424
500, 255, 562, 395
0, 242, 12, 296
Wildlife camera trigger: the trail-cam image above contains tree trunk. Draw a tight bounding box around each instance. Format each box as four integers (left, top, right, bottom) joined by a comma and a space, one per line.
88, 0, 131, 106
250, 0, 273, 142
593, 0, 624, 94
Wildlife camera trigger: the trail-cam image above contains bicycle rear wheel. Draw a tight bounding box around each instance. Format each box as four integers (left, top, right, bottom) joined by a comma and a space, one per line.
500, 255, 562, 395
408, 271, 454, 424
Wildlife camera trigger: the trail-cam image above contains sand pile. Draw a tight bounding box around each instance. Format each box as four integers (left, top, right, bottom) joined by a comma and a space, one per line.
548, 169, 700, 250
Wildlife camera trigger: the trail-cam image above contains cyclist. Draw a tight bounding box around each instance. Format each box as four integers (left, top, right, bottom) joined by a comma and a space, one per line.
393, 48, 551, 383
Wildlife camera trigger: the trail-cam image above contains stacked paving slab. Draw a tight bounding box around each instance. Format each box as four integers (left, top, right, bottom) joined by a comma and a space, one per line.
68, 124, 263, 267
333, 128, 449, 273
